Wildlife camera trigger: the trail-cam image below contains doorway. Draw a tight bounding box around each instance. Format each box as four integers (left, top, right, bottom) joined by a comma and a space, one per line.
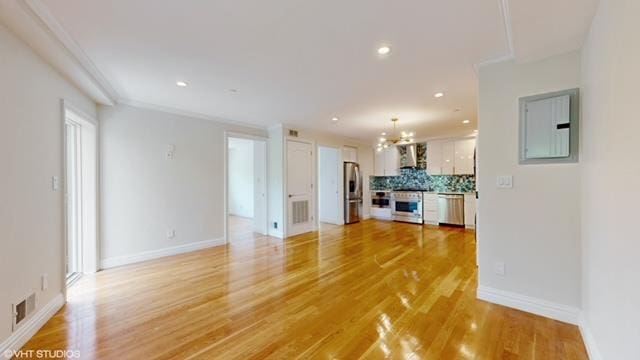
317, 146, 342, 226
64, 104, 98, 287
226, 136, 268, 242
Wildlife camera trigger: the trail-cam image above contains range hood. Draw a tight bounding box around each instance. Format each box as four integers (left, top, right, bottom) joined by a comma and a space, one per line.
400, 144, 417, 169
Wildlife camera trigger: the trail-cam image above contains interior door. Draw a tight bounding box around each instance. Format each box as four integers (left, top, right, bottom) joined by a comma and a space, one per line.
287, 140, 314, 236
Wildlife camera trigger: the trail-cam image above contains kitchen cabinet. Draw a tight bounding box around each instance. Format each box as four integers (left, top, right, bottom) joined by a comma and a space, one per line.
371, 207, 392, 220
426, 141, 443, 175
343, 146, 358, 162
464, 194, 476, 229
374, 147, 399, 176
426, 138, 476, 175
454, 139, 475, 175
423, 193, 439, 225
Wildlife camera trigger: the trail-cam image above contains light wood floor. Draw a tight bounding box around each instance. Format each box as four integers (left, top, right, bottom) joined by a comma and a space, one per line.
23, 220, 586, 359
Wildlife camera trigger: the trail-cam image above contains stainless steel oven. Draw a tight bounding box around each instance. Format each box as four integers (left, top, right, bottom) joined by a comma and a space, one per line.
371, 191, 390, 208
391, 191, 423, 224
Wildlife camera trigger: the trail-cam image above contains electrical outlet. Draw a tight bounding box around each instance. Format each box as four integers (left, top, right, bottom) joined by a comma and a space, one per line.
273, 222, 278, 229
494, 262, 505, 276
41, 274, 48, 291
166, 144, 175, 160
166, 229, 176, 239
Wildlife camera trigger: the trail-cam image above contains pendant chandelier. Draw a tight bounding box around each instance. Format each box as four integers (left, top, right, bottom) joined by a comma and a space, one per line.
376, 118, 414, 152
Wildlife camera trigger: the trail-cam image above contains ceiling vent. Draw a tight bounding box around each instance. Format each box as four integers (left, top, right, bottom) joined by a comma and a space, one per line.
12, 293, 36, 331
288, 129, 299, 137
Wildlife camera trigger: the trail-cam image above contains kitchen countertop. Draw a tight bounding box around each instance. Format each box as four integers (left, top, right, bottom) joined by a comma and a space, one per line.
371, 189, 475, 195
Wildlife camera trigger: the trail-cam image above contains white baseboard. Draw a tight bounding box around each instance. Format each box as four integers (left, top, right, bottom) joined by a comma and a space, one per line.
579, 315, 602, 360
477, 285, 580, 325
0, 293, 64, 359
101, 238, 225, 269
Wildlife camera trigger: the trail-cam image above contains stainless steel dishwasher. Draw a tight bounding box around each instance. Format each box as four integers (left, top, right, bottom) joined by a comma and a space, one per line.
438, 194, 464, 226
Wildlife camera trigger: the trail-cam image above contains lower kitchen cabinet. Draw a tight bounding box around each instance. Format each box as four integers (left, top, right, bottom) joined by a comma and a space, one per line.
423, 193, 439, 225
464, 194, 476, 229
371, 207, 392, 220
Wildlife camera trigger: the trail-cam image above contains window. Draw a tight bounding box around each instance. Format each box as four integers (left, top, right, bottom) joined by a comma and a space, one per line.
519, 88, 579, 164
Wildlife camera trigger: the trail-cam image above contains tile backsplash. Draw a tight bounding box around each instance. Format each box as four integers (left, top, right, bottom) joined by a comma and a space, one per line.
370, 169, 476, 193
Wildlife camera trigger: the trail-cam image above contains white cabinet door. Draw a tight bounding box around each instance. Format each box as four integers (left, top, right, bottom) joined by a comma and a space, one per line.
384, 147, 399, 176
374, 149, 385, 176
441, 141, 455, 175
464, 194, 476, 228
423, 193, 439, 225
454, 139, 475, 175
426, 141, 442, 175
371, 207, 392, 220
343, 146, 358, 163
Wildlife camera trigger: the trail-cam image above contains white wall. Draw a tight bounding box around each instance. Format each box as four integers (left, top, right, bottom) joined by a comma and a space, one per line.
100, 104, 265, 265
477, 51, 582, 309
318, 146, 341, 224
228, 137, 254, 218
580, 0, 640, 358
0, 22, 96, 346
267, 125, 285, 238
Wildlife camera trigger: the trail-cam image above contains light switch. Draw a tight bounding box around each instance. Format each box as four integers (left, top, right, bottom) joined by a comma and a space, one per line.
52, 176, 60, 191
496, 175, 513, 189
166, 144, 175, 160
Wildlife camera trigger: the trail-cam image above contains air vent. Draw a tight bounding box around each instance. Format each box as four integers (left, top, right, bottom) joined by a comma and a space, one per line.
292, 200, 309, 224
12, 293, 36, 331
288, 129, 299, 137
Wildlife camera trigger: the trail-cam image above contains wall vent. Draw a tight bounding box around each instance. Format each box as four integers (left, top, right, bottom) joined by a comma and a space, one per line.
288, 129, 299, 137
12, 293, 36, 331
292, 200, 309, 224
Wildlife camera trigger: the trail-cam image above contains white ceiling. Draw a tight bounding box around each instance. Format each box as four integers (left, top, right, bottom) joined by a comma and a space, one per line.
2, 0, 598, 142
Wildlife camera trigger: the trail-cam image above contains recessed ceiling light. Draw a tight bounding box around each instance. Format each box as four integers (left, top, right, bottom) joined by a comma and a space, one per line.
377, 46, 391, 55
381, 132, 387, 136
176, 81, 188, 87
462, 119, 470, 124
331, 117, 339, 122
434, 92, 444, 98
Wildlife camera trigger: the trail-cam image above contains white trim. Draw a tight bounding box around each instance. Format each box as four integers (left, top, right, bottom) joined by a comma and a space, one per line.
579, 315, 603, 360
19, 0, 118, 104
100, 238, 225, 269
0, 293, 64, 359
472, 0, 516, 73
119, 98, 266, 131
477, 285, 580, 325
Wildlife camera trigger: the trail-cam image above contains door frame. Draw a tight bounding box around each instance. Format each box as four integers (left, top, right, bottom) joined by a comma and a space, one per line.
224, 132, 269, 243
61, 100, 99, 299
284, 137, 316, 238
316, 144, 344, 227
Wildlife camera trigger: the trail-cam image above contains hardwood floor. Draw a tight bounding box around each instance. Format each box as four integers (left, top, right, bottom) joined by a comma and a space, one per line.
22, 220, 586, 359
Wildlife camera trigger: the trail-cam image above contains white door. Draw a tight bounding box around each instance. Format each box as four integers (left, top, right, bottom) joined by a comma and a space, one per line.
318, 147, 341, 225
287, 140, 314, 236
253, 141, 268, 235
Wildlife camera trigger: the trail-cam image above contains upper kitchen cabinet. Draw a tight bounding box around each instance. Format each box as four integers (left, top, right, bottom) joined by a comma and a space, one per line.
426, 138, 476, 175
454, 139, 475, 175
374, 146, 399, 176
343, 145, 358, 163
426, 141, 443, 175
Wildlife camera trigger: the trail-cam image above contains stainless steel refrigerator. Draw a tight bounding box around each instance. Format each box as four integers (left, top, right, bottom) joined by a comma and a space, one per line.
344, 162, 362, 224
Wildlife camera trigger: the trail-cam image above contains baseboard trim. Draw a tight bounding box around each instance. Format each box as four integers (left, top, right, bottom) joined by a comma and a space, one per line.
578, 315, 602, 360
0, 293, 64, 358
101, 238, 226, 269
477, 285, 580, 325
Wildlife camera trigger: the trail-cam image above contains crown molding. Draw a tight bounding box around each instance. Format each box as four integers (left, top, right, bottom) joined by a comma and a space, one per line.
118, 98, 268, 131
472, 0, 516, 74
18, 0, 119, 104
